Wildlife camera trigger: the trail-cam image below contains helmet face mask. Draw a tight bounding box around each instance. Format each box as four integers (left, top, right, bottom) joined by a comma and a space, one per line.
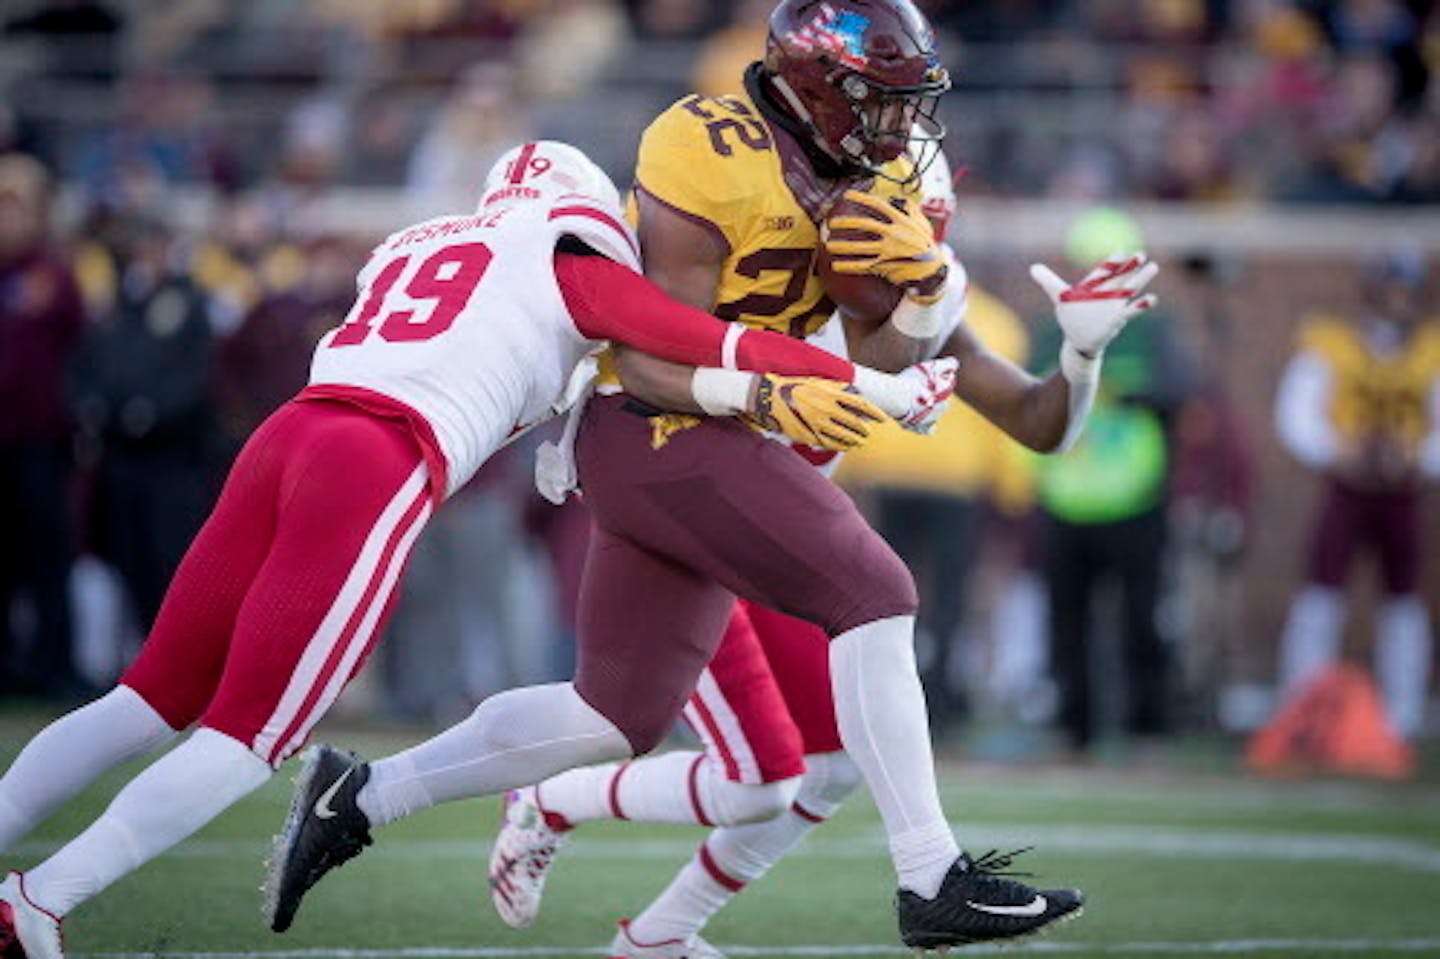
845, 73, 946, 174
764, 0, 950, 183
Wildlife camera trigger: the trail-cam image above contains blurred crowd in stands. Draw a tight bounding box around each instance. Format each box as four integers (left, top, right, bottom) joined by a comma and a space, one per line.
1, 0, 1437, 757
1, 0, 1437, 207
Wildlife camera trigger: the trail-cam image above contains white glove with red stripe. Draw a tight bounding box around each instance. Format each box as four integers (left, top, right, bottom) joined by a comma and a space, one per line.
1030, 252, 1160, 371
1029, 252, 1160, 453
893, 356, 958, 434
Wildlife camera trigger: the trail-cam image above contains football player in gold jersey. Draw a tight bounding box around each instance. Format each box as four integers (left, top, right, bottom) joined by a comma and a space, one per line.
1275, 249, 1440, 738
542, 1, 1154, 952
489, 137, 1147, 958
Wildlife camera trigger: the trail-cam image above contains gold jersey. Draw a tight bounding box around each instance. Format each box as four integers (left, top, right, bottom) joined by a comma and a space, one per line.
631, 90, 912, 335
1299, 315, 1440, 451
600, 89, 912, 406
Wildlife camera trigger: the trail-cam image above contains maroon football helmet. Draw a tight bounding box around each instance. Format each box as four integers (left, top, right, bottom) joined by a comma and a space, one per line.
764, 0, 950, 180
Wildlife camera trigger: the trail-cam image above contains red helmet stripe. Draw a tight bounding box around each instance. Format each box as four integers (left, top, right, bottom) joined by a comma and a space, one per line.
509, 142, 538, 185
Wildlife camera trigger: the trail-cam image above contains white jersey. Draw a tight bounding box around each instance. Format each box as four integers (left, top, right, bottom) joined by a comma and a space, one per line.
308, 189, 640, 497
780, 245, 970, 477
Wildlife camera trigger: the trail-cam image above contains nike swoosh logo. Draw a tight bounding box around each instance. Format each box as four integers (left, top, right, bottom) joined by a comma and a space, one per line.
313, 767, 353, 820
966, 894, 1047, 917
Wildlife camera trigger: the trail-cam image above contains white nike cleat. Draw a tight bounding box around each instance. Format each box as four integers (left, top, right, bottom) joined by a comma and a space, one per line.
608, 918, 727, 959
0, 872, 65, 959
488, 786, 570, 928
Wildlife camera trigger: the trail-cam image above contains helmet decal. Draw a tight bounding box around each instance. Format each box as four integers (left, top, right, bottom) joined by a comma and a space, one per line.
503, 143, 554, 185
790, 4, 872, 69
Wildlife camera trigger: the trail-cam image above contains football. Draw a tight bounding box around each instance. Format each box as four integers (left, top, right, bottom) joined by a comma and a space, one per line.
815, 192, 903, 326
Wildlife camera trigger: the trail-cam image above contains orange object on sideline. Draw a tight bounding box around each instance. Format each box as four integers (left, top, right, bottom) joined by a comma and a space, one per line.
1246, 664, 1415, 781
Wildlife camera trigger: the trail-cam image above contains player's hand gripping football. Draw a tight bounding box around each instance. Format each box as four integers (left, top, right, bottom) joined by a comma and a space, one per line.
823, 190, 948, 304
746, 374, 884, 452
1029, 252, 1160, 358
892, 357, 958, 434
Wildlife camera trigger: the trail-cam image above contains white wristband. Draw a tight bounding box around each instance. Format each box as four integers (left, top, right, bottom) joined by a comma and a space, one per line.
1060, 340, 1101, 385
691, 367, 757, 416
890, 294, 946, 339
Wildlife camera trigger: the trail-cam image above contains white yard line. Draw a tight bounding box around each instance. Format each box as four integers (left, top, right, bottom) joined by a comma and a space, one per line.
17, 823, 1440, 872
76, 938, 1440, 958
934, 772, 1440, 815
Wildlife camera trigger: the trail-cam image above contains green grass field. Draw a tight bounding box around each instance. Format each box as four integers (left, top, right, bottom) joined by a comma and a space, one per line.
3, 713, 1438, 958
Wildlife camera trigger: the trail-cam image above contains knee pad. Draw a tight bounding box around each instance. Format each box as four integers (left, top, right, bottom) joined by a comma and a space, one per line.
706, 774, 802, 826
476, 683, 634, 765
795, 750, 863, 820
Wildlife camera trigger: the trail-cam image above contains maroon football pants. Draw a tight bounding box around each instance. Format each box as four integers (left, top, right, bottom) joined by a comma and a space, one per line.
573, 396, 916, 753
1305, 477, 1420, 595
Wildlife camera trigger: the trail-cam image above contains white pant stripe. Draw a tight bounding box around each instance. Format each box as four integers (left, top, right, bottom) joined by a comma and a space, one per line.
271, 494, 433, 762
252, 464, 428, 761
692, 668, 760, 783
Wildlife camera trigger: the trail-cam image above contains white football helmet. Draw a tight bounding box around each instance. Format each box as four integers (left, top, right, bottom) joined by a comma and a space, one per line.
479, 140, 622, 212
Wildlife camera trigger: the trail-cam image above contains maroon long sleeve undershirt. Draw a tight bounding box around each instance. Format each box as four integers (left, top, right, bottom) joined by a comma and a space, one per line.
555, 253, 855, 382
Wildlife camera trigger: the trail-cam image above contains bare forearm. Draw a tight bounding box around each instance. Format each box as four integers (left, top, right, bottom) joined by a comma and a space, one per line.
612, 345, 707, 413
968, 369, 1071, 453
614, 340, 927, 424
947, 327, 1069, 452
845, 316, 938, 372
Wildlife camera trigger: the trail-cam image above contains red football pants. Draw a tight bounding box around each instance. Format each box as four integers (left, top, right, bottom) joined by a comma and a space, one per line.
122, 398, 434, 765
683, 600, 841, 785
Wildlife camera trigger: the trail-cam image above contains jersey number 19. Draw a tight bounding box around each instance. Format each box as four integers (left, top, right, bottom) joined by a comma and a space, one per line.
330, 242, 493, 348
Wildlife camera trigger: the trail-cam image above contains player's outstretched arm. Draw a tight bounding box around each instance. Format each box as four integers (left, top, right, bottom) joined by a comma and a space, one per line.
1028, 251, 1159, 452
948, 252, 1159, 453
557, 253, 948, 424
559, 252, 855, 380
944, 322, 1071, 453
609, 345, 882, 452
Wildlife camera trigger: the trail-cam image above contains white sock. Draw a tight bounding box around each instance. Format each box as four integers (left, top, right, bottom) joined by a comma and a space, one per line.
1377, 596, 1433, 737
357, 683, 631, 828
0, 686, 177, 853
628, 854, 735, 945
23, 727, 269, 917
830, 615, 958, 898
1278, 586, 1344, 696
630, 751, 863, 943
532, 762, 619, 827
537, 751, 799, 829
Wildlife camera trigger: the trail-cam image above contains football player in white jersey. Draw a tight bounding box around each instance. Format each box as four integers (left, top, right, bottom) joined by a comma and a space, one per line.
0, 140, 954, 956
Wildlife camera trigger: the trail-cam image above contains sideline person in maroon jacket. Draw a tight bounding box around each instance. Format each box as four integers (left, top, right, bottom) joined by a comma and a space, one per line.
0, 153, 85, 698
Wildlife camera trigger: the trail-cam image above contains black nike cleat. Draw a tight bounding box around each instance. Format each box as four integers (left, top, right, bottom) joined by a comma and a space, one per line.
896, 849, 1084, 952
263, 744, 374, 933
